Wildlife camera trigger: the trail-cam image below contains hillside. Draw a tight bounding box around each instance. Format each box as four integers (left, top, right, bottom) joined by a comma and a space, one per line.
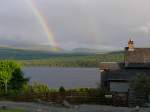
0, 47, 124, 67
72, 48, 107, 54
0, 47, 58, 60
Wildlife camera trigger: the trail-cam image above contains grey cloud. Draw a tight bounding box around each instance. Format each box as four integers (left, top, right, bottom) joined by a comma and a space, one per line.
0, 0, 150, 50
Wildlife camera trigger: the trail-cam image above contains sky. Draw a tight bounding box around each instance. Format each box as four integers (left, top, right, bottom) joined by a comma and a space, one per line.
0, 0, 150, 51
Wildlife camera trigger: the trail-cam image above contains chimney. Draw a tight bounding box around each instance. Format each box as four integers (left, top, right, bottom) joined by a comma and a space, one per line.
127, 38, 134, 51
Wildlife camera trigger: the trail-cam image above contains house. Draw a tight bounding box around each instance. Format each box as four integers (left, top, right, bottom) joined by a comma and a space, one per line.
100, 39, 150, 93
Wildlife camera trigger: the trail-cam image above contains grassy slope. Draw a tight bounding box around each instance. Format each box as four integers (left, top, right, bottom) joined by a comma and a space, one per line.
20, 53, 124, 67
0, 47, 54, 60
0, 47, 124, 67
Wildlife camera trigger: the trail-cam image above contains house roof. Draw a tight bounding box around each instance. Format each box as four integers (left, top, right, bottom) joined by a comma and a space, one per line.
100, 48, 150, 70
100, 46, 150, 82
125, 48, 150, 68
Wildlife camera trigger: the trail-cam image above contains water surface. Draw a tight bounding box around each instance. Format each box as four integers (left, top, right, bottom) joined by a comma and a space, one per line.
23, 67, 100, 89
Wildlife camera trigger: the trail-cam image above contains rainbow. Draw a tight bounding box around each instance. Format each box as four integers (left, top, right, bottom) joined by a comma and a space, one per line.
25, 0, 59, 48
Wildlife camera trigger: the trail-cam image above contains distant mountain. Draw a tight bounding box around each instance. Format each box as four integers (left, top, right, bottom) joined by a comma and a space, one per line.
0, 45, 123, 60
0, 46, 65, 60
107, 51, 124, 54
0, 44, 63, 52
72, 48, 108, 54
0, 44, 67, 60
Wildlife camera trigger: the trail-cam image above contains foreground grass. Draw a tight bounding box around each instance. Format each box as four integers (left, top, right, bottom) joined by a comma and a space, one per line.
0, 109, 26, 112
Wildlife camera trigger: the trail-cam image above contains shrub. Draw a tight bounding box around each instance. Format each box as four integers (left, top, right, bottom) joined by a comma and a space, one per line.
130, 73, 150, 105
59, 86, 66, 93
32, 82, 49, 95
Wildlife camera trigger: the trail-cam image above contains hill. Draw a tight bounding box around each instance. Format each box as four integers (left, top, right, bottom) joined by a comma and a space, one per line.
0, 44, 63, 52
0, 46, 124, 67
0, 46, 97, 60
0, 47, 59, 60
72, 48, 108, 54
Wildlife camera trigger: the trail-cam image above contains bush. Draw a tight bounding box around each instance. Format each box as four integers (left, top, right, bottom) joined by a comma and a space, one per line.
59, 86, 66, 93
32, 82, 49, 95
130, 73, 150, 105
22, 84, 32, 95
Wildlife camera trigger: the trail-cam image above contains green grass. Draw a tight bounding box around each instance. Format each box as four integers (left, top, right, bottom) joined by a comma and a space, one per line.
0, 109, 26, 112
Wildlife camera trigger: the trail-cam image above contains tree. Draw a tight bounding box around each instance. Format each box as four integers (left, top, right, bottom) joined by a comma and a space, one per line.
59, 86, 66, 93
130, 73, 150, 105
0, 71, 12, 94
9, 66, 29, 91
0, 61, 29, 94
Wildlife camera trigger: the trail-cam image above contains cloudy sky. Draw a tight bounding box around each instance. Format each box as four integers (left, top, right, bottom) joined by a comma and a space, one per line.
0, 0, 150, 50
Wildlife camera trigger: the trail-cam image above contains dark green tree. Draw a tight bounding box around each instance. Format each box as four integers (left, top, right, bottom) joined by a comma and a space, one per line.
9, 67, 29, 91
130, 73, 150, 105
59, 86, 66, 93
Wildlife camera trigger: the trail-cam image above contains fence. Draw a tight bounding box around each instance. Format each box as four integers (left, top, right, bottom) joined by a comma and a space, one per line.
0, 91, 129, 106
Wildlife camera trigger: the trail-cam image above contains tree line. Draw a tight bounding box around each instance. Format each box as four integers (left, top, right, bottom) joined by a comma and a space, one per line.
20, 53, 124, 67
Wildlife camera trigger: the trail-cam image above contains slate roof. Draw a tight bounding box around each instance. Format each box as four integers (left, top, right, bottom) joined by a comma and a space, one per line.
125, 48, 150, 68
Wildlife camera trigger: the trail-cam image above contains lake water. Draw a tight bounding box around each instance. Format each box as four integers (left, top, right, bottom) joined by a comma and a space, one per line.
23, 67, 100, 89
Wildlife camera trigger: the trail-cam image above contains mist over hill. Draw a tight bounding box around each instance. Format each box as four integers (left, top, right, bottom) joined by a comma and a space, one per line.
0, 44, 113, 53
72, 48, 111, 54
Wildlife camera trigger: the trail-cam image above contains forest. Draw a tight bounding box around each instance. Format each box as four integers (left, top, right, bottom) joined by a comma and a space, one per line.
19, 52, 124, 67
